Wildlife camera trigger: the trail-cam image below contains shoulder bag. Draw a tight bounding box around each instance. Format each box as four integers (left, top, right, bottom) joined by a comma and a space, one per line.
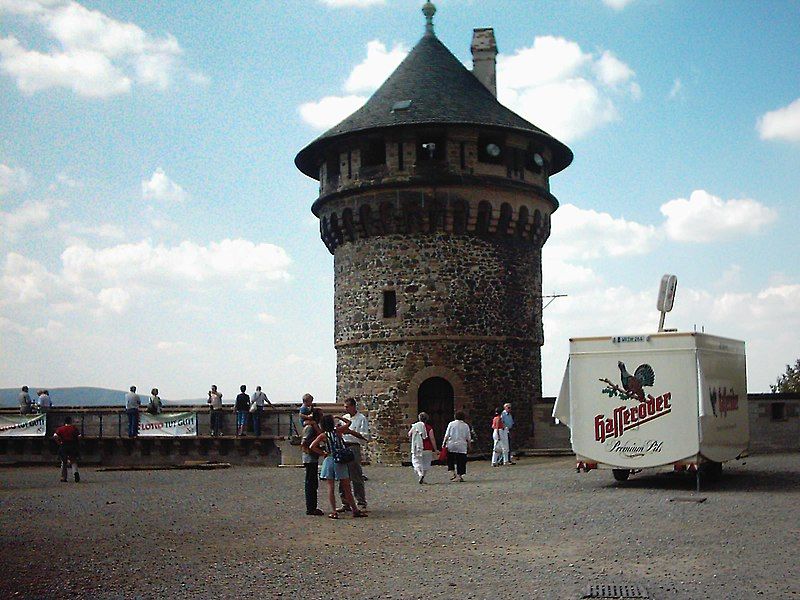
327, 432, 355, 464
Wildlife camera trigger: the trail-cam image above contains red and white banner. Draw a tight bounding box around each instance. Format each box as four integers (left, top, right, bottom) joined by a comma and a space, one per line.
0, 414, 47, 437
138, 412, 197, 437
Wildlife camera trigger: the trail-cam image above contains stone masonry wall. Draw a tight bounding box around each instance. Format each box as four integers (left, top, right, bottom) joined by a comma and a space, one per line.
333, 232, 544, 464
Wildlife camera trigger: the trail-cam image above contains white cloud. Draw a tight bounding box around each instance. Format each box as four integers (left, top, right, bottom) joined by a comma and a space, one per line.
319, 0, 385, 6
0, 0, 186, 97
299, 38, 408, 129
0, 252, 57, 303
660, 190, 777, 243
497, 36, 639, 141
0, 163, 30, 195
548, 203, 660, 261
757, 98, 800, 142
33, 319, 65, 340
602, 0, 636, 9
97, 286, 130, 313
668, 78, 683, 100
257, 312, 277, 325
344, 40, 407, 94
58, 221, 125, 240
0, 315, 31, 336
0, 200, 50, 240
299, 94, 367, 130
60, 239, 292, 289
142, 167, 190, 203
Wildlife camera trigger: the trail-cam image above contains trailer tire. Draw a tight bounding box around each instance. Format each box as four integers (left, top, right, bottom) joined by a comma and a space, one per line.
612, 469, 630, 482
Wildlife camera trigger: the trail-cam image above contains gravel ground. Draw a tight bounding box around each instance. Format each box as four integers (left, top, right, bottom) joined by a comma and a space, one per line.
1, 453, 798, 600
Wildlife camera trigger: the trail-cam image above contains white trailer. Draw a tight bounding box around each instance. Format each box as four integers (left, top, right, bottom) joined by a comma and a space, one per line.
553, 332, 748, 486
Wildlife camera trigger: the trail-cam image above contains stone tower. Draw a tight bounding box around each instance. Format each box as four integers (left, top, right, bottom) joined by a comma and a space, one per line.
295, 3, 573, 464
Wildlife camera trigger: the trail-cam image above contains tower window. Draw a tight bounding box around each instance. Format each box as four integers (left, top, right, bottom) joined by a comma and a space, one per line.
416, 134, 445, 163
460, 142, 466, 170
478, 135, 504, 164
361, 138, 386, 168
326, 155, 340, 183
382, 290, 397, 318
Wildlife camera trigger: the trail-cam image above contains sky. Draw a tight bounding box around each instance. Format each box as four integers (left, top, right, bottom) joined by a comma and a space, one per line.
1, 0, 798, 403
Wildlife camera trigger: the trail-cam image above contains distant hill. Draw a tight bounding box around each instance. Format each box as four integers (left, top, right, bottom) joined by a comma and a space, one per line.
0, 387, 205, 408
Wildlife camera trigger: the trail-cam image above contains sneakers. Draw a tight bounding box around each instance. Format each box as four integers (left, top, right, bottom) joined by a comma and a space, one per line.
418, 475, 425, 484
335, 505, 352, 513
74, 472, 80, 483
458, 475, 464, 482
306, 509, 324, 516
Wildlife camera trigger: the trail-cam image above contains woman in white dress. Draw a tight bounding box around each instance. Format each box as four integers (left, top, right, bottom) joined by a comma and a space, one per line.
491, 407, 510, 466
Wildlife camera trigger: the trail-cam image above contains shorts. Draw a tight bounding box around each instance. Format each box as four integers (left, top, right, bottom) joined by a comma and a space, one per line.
319, 456, 349, 480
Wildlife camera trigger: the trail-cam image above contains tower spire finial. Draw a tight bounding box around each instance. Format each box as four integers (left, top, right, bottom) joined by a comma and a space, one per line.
422, 2, 436, 36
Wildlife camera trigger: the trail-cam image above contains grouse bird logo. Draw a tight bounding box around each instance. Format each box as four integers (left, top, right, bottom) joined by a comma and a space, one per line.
618, 361, 655, 402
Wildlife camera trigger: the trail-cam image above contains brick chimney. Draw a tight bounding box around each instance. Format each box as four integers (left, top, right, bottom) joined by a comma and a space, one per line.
471, 27, 497, 97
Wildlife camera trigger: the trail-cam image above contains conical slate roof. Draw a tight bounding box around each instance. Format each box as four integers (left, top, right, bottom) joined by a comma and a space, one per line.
295, 31, 573, 178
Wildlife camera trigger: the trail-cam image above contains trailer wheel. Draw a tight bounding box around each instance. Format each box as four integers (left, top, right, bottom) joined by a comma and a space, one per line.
612, 469, 630, 482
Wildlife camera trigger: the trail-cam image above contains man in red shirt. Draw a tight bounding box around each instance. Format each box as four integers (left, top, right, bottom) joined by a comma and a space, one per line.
53, 416, 81, 482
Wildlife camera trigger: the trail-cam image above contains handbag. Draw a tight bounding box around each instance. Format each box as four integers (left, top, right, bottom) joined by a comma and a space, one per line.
438, 446, 448, 462
327, 432, 355, 464
249, 400, 258, 413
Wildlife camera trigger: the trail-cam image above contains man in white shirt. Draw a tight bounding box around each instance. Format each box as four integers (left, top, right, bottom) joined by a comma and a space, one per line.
125, 386, 141, 437
339, 397, 369, 512
250, 385, 271, 437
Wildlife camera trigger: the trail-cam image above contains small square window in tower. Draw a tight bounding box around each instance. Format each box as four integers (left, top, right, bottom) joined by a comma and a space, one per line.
361, 138, 386, 168
382, 290, 397, 318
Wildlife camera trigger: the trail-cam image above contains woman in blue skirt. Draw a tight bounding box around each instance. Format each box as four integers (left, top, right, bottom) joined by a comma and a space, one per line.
310, 414, 367, 519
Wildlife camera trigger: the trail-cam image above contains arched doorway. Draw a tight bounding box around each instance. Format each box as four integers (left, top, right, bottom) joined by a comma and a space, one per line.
417, 377, 454, 445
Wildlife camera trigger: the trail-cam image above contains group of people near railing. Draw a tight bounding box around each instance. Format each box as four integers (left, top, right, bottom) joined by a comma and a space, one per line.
16, 386, 51, 414
123, 384, 274, 437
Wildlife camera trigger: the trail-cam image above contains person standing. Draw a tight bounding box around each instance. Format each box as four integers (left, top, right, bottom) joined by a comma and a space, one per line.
300, 408, 325, 516
235, 385, 249, 436
250, 385, 271, 437
491, 407, 510, 467
147, 388, 163, 415
443, 411, 471, 482
125, 386, 141, 437
338, 397, 369, 512
208, 385, 223, 436
309, 414, 366, 519
18, 386, 32, 415
408, 412, 437, 484
36, 389, 52, 412
54, 416, 81, 482
501, 402, 516, 464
